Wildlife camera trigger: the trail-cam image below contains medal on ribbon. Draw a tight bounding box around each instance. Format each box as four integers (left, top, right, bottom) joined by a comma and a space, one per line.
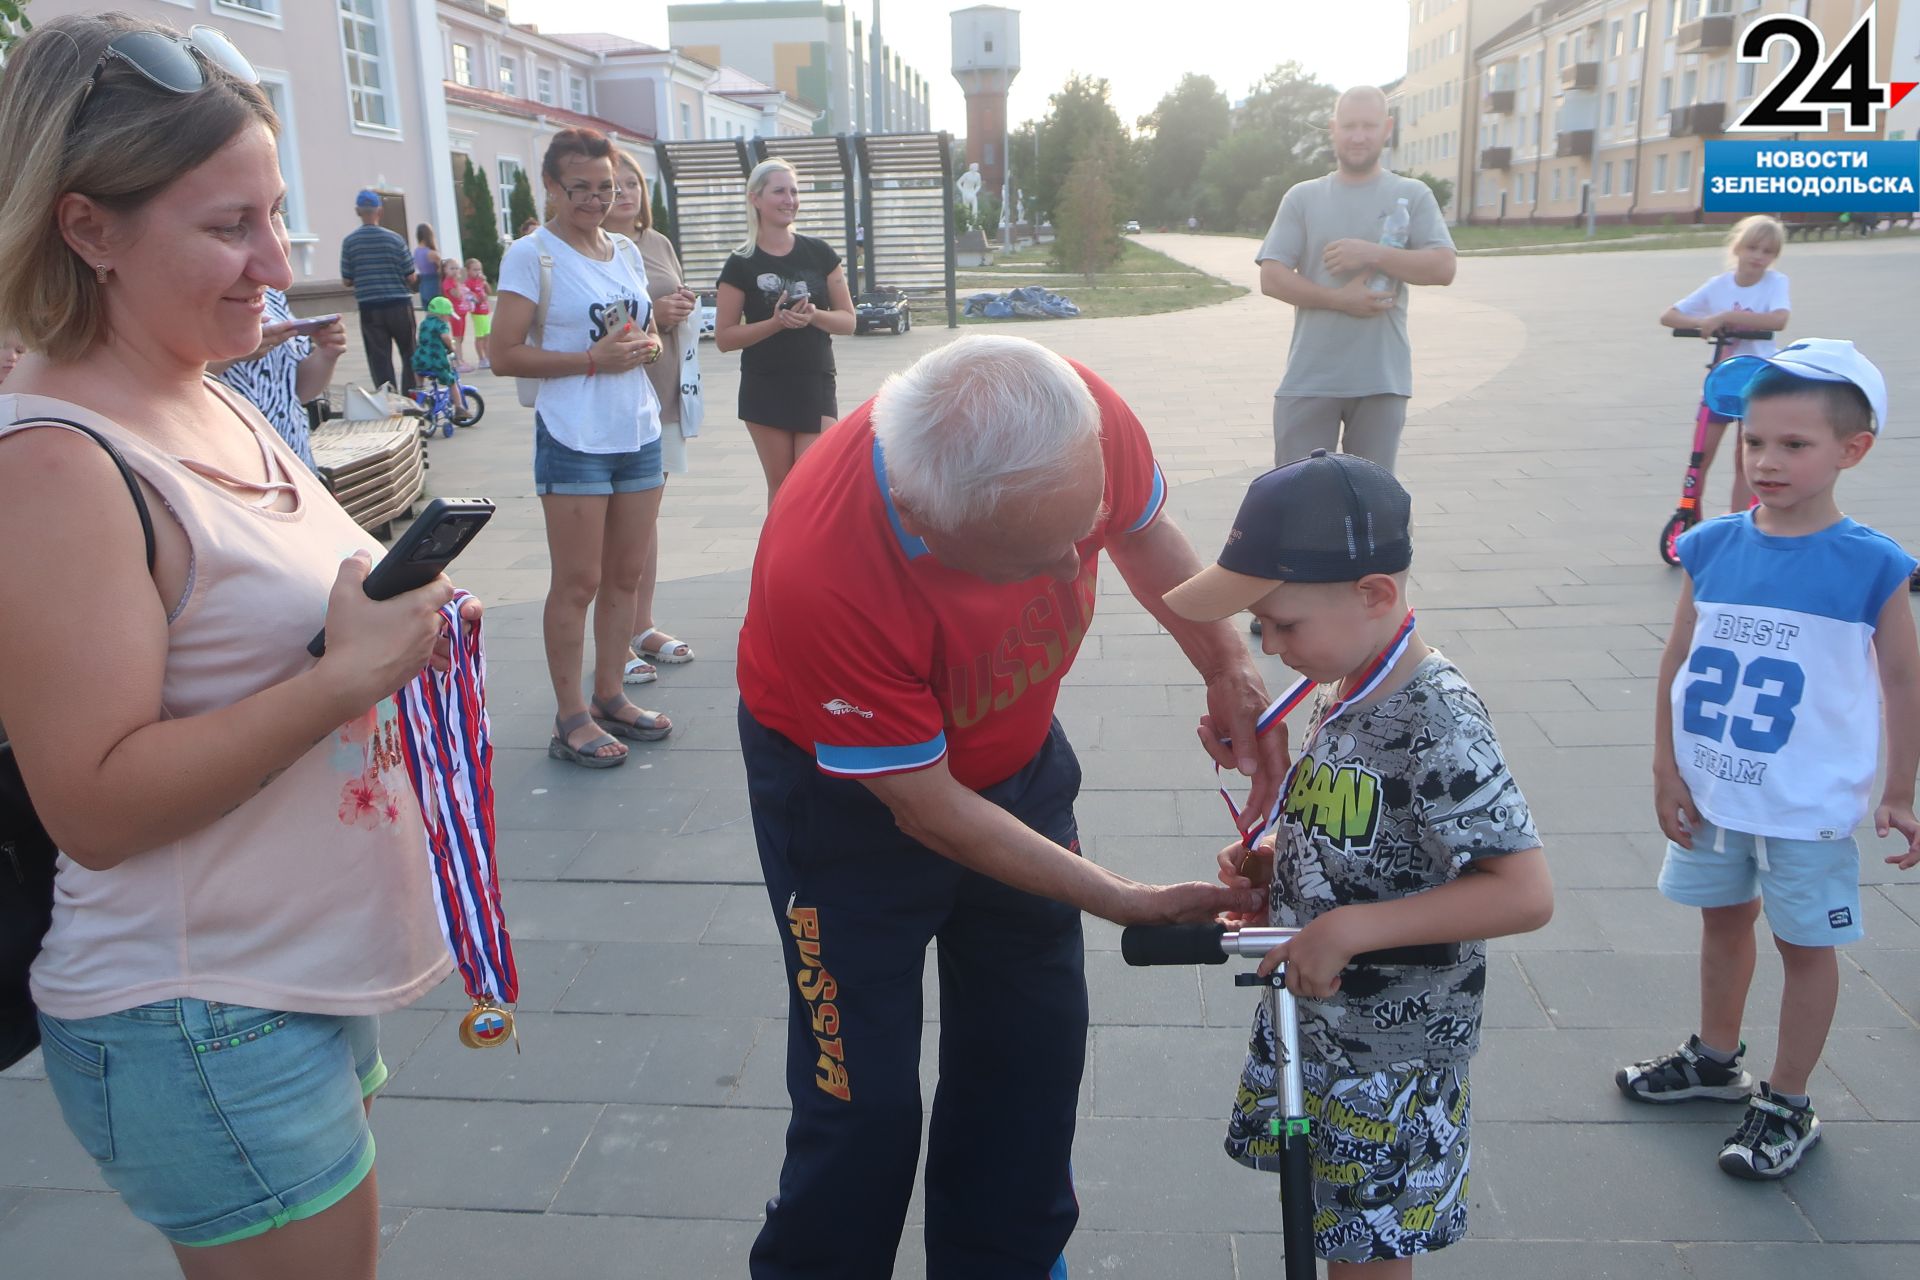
1218, 610, 1417, 850
395, 590, 520, 1050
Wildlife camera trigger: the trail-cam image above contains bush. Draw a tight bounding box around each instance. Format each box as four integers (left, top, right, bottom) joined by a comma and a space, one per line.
1052, 142, 1124, 280
459, 161, 503, 284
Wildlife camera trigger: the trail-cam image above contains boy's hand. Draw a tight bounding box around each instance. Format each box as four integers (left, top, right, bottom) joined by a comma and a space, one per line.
1216, 838, 1272, 927
1876, 801, 1920, 870
1653, 763, 1701, 848
1254, 910, 1361, 998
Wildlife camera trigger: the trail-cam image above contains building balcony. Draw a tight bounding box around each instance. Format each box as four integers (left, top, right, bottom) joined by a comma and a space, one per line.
1559, 61, 1599, 92
1480, 146, 1512, 170
1670, 102, 1726, 137
1483, 87, 1515, 115
1677, 15, 1735, 54
1555, 129, 1595, 158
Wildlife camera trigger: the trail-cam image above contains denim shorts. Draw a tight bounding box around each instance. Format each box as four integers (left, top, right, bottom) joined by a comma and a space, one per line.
1658, 819, 1864, 946
36, 1000, 385, 1247
533, 415, 665, 496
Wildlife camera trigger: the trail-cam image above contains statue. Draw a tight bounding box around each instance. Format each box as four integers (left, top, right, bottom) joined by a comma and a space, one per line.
1016, 188, 1027, 225
955, 163, 982, 219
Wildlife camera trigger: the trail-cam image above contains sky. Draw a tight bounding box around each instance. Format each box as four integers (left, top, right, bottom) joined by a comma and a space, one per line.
513, 0, 1411, 134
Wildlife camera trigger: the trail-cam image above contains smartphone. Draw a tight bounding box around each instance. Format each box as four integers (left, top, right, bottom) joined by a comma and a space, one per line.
607, 299, 635, 333
307, 497, 496, 658
286, 313, 342, 336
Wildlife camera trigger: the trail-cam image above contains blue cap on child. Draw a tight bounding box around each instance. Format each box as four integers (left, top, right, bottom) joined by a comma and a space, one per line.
1703, 337, 1888, 435
1164, 450, 1413, 621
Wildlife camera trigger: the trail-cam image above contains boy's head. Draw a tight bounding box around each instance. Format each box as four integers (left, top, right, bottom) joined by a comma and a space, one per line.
1725, 214, 1783, 275
1166, 450, 1414, 682
1705, 338, 1886, 509
427, 296, 454, 317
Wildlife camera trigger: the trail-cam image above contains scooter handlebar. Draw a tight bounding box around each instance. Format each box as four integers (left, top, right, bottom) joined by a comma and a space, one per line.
1671, 327, 1775, 341
1120, 923, 1456, 968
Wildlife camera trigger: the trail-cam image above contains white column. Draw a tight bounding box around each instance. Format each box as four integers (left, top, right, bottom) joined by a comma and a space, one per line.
409, 0, 463, 261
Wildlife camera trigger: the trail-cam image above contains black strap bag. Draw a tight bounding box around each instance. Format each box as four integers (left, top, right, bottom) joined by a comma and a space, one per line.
0, 419, 154, 1070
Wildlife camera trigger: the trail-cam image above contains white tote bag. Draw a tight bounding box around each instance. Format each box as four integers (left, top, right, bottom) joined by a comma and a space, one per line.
514, 252, 554, 409
675, 317, 703, 438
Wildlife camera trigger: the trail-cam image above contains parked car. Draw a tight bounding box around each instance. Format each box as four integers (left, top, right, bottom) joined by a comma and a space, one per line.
1123, 219, 1141, 234
854, 287, 912, 335
696, 289, 717, 340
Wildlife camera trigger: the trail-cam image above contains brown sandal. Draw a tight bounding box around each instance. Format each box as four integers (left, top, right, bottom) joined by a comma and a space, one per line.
591, 695, 672, 742
549, 710, 627, 767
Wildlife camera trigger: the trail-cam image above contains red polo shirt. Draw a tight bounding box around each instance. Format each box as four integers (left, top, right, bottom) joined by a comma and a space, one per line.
736, 361, 1167, 790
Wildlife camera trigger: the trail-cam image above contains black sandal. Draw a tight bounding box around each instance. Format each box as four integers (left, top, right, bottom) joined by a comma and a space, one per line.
549, 710, 627, 767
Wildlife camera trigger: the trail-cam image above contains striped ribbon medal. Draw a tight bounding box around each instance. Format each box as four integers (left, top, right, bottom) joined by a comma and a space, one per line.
395, 590, 520, 1049
1219, 610, 1417, 851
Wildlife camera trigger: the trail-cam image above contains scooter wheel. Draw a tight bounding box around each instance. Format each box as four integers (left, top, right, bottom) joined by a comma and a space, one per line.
1658, 513, 1694, 566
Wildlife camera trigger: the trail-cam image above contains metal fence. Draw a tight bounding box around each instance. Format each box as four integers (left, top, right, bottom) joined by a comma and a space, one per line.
658, 131, 956, 327
653, 139, 750, 295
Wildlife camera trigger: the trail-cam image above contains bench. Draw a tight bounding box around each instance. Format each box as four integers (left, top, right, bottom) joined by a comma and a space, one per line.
308, 415, 427, 539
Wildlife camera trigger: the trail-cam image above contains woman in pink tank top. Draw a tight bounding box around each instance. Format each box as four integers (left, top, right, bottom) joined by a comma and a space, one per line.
0, 16, 475, 1275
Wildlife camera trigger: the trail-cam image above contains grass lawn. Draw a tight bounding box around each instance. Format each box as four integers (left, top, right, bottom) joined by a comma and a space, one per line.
957, 238, 1246, 322
1449, 223, 1722, 253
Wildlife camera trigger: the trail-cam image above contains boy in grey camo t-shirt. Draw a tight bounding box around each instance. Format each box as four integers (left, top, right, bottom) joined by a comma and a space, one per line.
1164, 450, 1550, 1267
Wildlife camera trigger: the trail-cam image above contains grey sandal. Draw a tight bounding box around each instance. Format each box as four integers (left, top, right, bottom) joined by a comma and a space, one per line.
591, 694, 673, 742
549, 710, 627, 768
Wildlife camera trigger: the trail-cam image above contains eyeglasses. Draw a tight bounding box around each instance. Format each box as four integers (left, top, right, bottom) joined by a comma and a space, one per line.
77, 25, 257, 114
561, 184, 624, 207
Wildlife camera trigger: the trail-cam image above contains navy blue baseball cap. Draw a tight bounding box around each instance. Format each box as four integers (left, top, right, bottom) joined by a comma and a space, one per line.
1165, 450, 1413, 621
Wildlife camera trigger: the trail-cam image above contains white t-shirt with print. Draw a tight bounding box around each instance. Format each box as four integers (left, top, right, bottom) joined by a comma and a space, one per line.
1670, 269, 1791, 359
498, 226, 661, 454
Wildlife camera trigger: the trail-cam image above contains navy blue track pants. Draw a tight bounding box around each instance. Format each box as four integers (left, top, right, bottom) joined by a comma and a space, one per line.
740, 703, 1086, 1280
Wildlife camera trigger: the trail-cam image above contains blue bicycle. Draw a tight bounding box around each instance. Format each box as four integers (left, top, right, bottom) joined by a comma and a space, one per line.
410, 379, 485, 439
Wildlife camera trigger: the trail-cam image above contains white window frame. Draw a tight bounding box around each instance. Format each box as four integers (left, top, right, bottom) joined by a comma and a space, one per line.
1601, 160, 1614, 196
255, 69, 308, 236
568, 74, 587, 114
536, 67, 555, 106
1654, 154, 1668, 192
498, 54, 517, 98
337, 0, 401, 138
451, 42, 475, 88
1677, 149, 1692, 191
214, 0, 283, 27
497, 156, 527, 237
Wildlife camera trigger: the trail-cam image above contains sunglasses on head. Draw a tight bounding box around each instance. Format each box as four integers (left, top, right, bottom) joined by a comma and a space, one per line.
80, 24, 257, 106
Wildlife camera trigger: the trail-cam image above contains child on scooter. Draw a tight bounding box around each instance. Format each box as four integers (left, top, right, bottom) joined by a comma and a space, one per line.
1659, 215, 1791, 512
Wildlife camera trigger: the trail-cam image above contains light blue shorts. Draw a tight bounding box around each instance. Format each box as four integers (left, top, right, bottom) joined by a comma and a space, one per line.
533, 415, 665, 496
1658, 820, 1863, 947
36, 1000, 384, 1247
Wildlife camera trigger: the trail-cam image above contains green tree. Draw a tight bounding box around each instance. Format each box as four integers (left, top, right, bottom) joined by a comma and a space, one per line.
1052, 139, 1123, 282
0, 0, 31, 55
650, 178, 674, 242
508, 168, 538, 234
1237, 62, 1339, 170
1195, 63, 1340, 233
459, 160, 503, 284
1409, 170, 1454, 213
1027, 74, 1130, 227
1136, 74, 1230, 226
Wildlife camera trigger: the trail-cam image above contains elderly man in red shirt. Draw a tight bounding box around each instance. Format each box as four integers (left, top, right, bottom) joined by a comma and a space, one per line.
736, 335, 1283, 1279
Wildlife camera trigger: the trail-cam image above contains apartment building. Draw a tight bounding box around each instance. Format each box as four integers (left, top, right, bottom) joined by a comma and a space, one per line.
1467, 0, 1908, 226
1393, 0, 1536, 219
667, 0, 932, 135
24, 1, 819, 276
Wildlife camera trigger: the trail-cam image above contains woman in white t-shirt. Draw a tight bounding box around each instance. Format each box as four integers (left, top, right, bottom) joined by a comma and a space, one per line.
492, 128, 673, 768
1660, 215, 1792, 513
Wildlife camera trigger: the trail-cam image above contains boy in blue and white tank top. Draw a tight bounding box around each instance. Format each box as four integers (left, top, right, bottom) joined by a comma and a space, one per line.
1616, 339, 1920, 1182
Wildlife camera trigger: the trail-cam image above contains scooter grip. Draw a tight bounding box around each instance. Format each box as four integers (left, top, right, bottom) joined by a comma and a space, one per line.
1121, 923, 1230, 966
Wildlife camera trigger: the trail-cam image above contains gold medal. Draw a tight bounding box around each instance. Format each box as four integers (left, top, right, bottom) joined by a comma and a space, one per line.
458, 1001, 516, 1050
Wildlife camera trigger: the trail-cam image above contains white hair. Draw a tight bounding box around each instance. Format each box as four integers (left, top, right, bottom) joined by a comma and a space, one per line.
735, 157, 797, 256
872, 335, 1102, 532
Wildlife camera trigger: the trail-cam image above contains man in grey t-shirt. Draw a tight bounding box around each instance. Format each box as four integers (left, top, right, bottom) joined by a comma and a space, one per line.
1257, 86, 1456, 474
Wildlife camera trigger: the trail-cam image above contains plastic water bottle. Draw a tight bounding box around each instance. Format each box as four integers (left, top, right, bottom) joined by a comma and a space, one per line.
1366, 198, 1411, 294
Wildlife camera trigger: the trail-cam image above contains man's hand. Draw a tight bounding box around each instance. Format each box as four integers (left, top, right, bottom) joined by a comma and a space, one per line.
1254, 909, 1363, 997
1198, 664, 1291, 835
1653, 762, 1701, 848
1215, 838, 1272, 928
1876, 800, 1920, 870
1322, 238, 1382, 276
1117, 879, 1264, 926
1331, 274, 1395, 319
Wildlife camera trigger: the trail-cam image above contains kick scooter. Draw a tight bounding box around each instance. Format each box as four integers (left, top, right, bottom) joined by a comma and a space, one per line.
1657, 326, 1775, 566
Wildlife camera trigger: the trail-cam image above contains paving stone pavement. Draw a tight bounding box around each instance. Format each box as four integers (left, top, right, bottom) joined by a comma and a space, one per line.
3, 234, 1917, 1278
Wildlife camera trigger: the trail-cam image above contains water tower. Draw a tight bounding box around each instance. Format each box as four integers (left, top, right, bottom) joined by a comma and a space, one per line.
950, 6, 1020, 199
